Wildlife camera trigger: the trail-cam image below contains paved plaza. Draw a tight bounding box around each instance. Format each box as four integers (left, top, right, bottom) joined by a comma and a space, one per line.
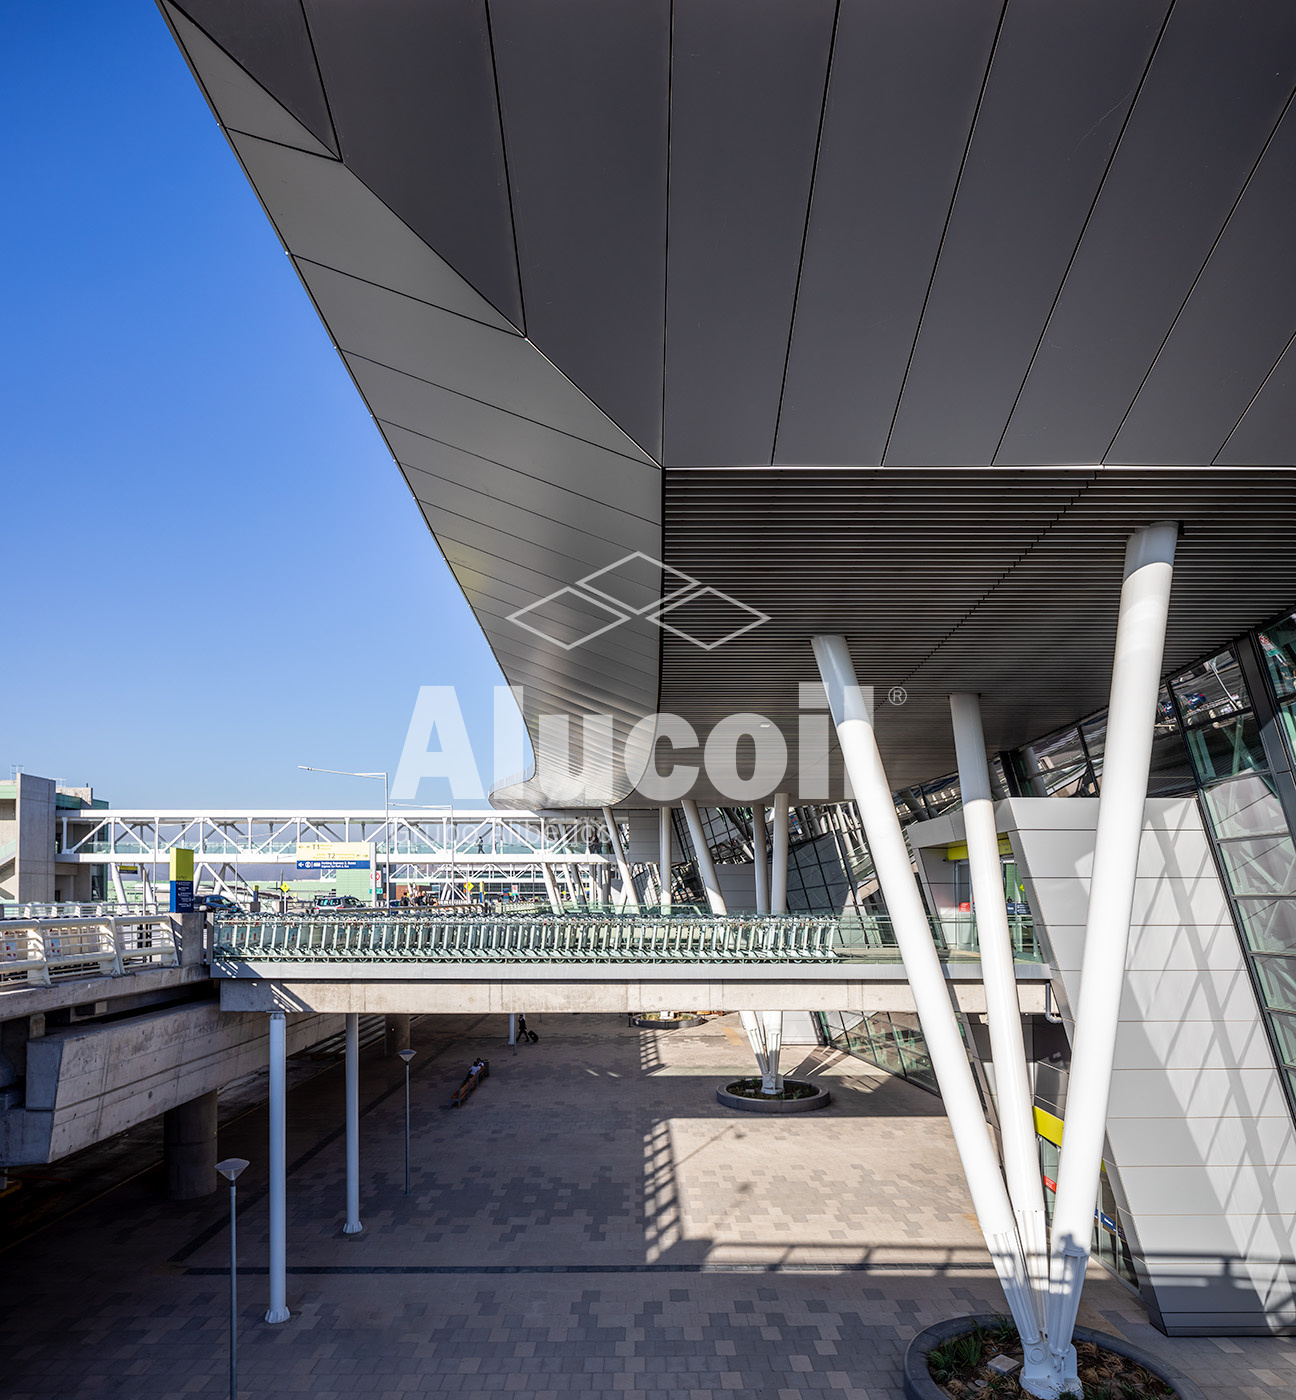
2, 1013, 1295, 1398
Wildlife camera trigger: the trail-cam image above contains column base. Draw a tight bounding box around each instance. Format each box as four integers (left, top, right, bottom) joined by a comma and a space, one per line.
342, 1220, 364, 1235
265, 1305, 291, 1325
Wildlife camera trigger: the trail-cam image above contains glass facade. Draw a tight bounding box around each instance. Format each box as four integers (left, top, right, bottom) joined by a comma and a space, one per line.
817, 1010, 938, 1094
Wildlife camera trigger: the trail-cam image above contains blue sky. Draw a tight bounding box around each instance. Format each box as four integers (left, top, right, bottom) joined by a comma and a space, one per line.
2, 5, 508, 809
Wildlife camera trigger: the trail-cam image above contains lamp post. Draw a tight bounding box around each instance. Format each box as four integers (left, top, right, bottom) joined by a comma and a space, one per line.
298, 765, 391, 906
397, 1048, 416, 1195
215, 1157, 250, 1400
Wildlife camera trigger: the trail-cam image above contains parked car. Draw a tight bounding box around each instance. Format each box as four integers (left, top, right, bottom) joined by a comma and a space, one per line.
194, 893, 241, 916
315, 895, 363, 910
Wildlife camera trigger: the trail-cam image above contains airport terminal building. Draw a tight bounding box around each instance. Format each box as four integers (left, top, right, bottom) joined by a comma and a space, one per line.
7, 3, 1296, 1376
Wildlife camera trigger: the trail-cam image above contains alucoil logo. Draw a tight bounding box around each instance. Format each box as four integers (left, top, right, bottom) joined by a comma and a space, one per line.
506, 551, 770, 652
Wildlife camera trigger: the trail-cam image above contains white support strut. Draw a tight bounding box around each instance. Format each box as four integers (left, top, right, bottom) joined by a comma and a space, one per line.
752, 804, 770, 916
1044, 521, 1178, 1394
950, 692, 1049, 1327
601, 805, 639, 912
658, 806, 673, 912
811, 637, 1043, 1377
681, 799, 727, 916
771, 793, 790, 915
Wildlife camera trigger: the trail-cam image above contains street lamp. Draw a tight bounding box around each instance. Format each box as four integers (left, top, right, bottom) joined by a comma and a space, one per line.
397, 1048, 416, 1194
215, 1157, 250, 1400
298, 765, 391, 906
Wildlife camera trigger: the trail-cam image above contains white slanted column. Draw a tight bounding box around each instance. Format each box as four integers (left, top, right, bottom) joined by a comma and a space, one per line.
566, 865, 588, 911
658, 806, 673, 912
541, 863, 563, 914
740, 1010, 784, 1094
950, 692, 1048, 1322
601, 806, 639, 912
343, 1012, 363, 1235
266, 1009, 290, 1324
1045, 521, 1178, 1391
752, 805, 770, 916
811, 636, 1043, 1377
681, 799, 727, 916
771, 793, 790, 914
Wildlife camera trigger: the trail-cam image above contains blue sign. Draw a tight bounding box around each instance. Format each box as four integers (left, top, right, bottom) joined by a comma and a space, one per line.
170, 879, 194, 913
296, 859, 369, 871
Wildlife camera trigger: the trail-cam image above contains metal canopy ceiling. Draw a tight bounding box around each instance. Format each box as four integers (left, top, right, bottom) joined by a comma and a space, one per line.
161, 0, 1296, 802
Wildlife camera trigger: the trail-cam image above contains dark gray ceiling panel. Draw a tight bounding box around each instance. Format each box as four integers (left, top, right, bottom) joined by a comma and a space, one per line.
1217, 336, 1296, 465
490, 0, 670, 462
379, 422, 657, 526
297, 262, 651, 459
164, 4, 335, 157
172, 0, 337, 154
302, 0, 523, 329
344, 357, 661, 517
883, 0, 1167, 466
774, 0, 1001, 467
999, 0, 1296, 467
662, 0, 836, 467
1108, 102, 1296, 465
229, 134, 516, 330
347, 355, 660, 520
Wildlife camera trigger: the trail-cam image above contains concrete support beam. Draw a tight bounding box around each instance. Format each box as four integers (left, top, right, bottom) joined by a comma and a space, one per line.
163, 1088, 217, 1200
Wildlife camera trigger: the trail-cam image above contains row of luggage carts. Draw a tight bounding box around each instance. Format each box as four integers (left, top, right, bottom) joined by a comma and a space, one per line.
211, 914, 843, 963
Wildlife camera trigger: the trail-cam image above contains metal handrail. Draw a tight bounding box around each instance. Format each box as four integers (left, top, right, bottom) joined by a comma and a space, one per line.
210, 911, 1042, 966
0, 913, 180, 989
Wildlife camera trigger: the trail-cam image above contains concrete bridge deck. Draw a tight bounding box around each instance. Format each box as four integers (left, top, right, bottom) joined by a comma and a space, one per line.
210, 913, 1050, 1016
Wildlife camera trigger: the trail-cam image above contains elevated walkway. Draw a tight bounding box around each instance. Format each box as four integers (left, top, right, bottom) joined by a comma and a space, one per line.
212, 911, 1050, 1016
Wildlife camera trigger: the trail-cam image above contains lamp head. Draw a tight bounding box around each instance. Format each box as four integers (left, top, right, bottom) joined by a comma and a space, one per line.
397, 1049, 416, 1064
216, 1157, 250, 1182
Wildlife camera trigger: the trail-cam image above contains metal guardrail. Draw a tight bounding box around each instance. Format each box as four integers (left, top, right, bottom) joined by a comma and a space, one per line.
1, 900, 164, 919
211, 911, 1043, 966
214, 914, 842, 964
0, 914, 179, 989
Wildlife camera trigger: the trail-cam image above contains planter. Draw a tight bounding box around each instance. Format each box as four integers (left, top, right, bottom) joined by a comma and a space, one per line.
903, 1314, 1205, 1400
716, 1078, 831, 1114
632, 1014, 707, 1029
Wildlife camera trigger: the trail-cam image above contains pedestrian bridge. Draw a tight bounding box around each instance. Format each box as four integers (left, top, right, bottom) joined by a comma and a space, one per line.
211, 911, 1051, 1017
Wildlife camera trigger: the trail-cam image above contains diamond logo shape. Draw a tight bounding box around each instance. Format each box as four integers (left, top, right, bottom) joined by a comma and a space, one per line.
506, 586, 629, 651
647, 586, 770, 651
576, 551, 700, 616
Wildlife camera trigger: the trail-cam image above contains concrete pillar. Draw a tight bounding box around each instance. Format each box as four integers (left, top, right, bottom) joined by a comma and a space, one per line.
658, 806, 673, 912
266, 1010, 290, 1324
163, 1089, 218, 1199
384, 1014, 411, 1058
170, 911, 206, 967
343, 1012, 363, 1235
